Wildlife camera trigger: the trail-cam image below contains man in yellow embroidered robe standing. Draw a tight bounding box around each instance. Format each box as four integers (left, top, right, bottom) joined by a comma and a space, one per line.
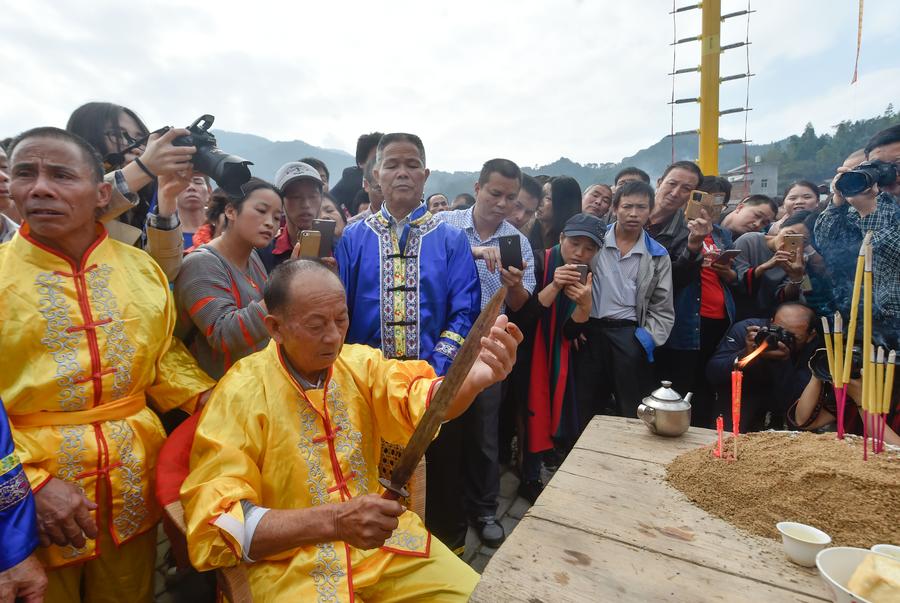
181, 260, 523, 602
0, 127, 215, 602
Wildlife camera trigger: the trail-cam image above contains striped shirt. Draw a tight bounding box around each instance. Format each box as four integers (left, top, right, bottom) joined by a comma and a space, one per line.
174, 245, 269, 379
436, 207, 536, 310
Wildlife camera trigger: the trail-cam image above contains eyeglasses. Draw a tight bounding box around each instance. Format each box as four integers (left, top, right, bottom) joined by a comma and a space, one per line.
104, 129, 142, 147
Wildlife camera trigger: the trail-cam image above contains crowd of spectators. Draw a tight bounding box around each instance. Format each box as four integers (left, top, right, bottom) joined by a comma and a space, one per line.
1, 104, 898, 602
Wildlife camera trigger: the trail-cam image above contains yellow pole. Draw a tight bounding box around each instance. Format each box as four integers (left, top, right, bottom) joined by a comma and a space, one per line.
698, 0, 721, 176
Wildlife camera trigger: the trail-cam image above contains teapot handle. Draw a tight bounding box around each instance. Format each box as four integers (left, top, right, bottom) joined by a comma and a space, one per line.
637, 403, 656, 426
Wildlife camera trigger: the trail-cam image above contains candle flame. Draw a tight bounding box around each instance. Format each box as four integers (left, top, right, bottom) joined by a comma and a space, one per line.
738, 340, 769, 369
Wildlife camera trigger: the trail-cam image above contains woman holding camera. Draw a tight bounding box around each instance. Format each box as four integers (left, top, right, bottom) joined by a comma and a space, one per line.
732, 210, 816, 320
174, 177, 282, 379
66, 102, 197, 279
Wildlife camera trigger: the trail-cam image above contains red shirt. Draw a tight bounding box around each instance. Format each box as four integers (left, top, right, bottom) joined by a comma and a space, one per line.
700, 235, 727, 319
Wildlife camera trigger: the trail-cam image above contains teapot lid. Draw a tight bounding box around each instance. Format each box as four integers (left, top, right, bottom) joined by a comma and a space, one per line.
650, 381, 683, 402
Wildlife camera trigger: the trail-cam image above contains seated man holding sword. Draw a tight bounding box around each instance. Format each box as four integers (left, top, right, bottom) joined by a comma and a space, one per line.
181, 259, 523, 602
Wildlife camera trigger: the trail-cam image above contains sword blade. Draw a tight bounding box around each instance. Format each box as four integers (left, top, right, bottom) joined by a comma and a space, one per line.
381, 287, 507, 499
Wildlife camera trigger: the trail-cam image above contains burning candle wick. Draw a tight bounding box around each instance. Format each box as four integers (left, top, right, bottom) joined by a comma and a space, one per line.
737, 340, 769, 369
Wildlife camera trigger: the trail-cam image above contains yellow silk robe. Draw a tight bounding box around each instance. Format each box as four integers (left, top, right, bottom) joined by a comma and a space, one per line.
0, 225, 215, 568
182, 341, 442, 602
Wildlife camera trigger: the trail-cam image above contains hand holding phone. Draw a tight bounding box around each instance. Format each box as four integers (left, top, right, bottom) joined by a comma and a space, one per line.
782, 233, 804, 256
712, 249, 741, 266
312, 219, 336, 257
298, 230, 321, 258
684, 198, 706, 221
574, 264, 590, 284
499, 235, 524, 271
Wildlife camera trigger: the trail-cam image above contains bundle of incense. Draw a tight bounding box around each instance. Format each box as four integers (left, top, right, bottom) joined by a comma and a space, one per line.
822, 313, 848, 438
833, 313, 846, 437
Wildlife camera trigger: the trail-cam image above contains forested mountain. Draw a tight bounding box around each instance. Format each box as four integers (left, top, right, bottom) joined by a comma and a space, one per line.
213, 105, 899, 200
763, 105, 899, 186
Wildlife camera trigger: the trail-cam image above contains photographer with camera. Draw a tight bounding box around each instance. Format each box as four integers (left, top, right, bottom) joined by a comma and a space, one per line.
789, 359, 900, 445
67, 106, 253, 281
706, 302, 820, 432
66, 102, 196, 279
815, 126, 900, 347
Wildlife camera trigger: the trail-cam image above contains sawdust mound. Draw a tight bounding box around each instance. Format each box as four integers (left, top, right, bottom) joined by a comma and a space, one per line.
666, 431, 900, 548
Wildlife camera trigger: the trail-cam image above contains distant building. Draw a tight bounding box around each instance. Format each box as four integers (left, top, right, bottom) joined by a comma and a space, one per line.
723, 156, 779, 205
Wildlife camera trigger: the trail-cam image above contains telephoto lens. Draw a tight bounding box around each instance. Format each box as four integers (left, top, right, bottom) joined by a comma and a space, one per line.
834, 160, 898, 197
173, 115, 253, 197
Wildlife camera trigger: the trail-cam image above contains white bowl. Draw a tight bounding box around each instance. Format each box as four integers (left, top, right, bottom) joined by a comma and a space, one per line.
871, 544, 900, 561
816, 546, 896, 603
776, 521, 832, 567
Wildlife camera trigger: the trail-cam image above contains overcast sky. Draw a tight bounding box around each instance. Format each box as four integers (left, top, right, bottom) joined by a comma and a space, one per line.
2, 0, 898, 171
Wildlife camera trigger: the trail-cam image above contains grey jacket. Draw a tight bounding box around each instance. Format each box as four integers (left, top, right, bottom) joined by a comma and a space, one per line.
634, 230, 676, 348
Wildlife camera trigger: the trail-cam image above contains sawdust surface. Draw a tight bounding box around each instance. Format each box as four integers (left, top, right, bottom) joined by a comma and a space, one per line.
666, 431, 900, 548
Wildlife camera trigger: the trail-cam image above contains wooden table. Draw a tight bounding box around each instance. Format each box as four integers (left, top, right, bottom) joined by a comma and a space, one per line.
471, 416, 831, 602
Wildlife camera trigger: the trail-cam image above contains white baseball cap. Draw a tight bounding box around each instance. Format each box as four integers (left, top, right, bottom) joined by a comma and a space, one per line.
274, 161, 323, 190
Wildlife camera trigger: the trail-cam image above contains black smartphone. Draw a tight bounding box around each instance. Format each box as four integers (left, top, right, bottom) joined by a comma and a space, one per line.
312, 219, 336, 257
498, 235, 523, 270
574, 264, 589, 284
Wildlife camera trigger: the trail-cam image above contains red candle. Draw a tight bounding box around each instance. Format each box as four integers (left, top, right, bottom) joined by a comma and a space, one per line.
715, 415, 724, 458
732, 363, 743, 460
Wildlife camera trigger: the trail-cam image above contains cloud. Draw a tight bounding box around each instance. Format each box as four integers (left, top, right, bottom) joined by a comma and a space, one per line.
1, 0, 896, 171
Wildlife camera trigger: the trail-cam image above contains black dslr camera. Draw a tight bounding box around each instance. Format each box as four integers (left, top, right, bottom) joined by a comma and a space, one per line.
173, 115, 253, 197
834, 160, 898, 197
809, 347, 863, 383
753, 325, 796, 349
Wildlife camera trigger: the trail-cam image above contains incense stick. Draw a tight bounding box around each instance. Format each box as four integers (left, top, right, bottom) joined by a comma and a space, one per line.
842, 232, 871, 385
876, 348, 885, 453
833, 313, 846, 438
862, 240, 873, 460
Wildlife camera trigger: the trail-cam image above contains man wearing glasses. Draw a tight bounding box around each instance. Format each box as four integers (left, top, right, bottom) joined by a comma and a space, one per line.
815, 124, 900, 349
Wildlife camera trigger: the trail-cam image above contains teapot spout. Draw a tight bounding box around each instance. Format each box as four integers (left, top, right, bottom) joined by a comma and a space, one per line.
683, 392, 693, 404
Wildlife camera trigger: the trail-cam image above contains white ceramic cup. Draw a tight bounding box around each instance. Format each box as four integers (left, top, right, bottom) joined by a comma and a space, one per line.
776, 521, 832, 567
871, 543, 900, 561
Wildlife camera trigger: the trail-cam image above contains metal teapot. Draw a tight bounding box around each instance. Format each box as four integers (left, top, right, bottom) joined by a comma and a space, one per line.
636, 381, 692, 437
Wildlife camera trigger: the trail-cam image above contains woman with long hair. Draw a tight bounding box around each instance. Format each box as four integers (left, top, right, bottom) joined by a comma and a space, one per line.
67, 102, 195, 225
174, 177, 282, 379
529, 176, 583, 250
67, 102, 197, 279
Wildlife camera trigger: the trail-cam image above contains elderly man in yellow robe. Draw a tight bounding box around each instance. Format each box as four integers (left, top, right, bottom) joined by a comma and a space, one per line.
0, 126, 215, 602
181, 259, 524, 602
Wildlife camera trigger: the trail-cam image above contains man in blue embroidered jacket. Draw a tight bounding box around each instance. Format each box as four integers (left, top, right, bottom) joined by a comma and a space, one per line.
335, 133, 480, 553
0, 400, 46, 602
